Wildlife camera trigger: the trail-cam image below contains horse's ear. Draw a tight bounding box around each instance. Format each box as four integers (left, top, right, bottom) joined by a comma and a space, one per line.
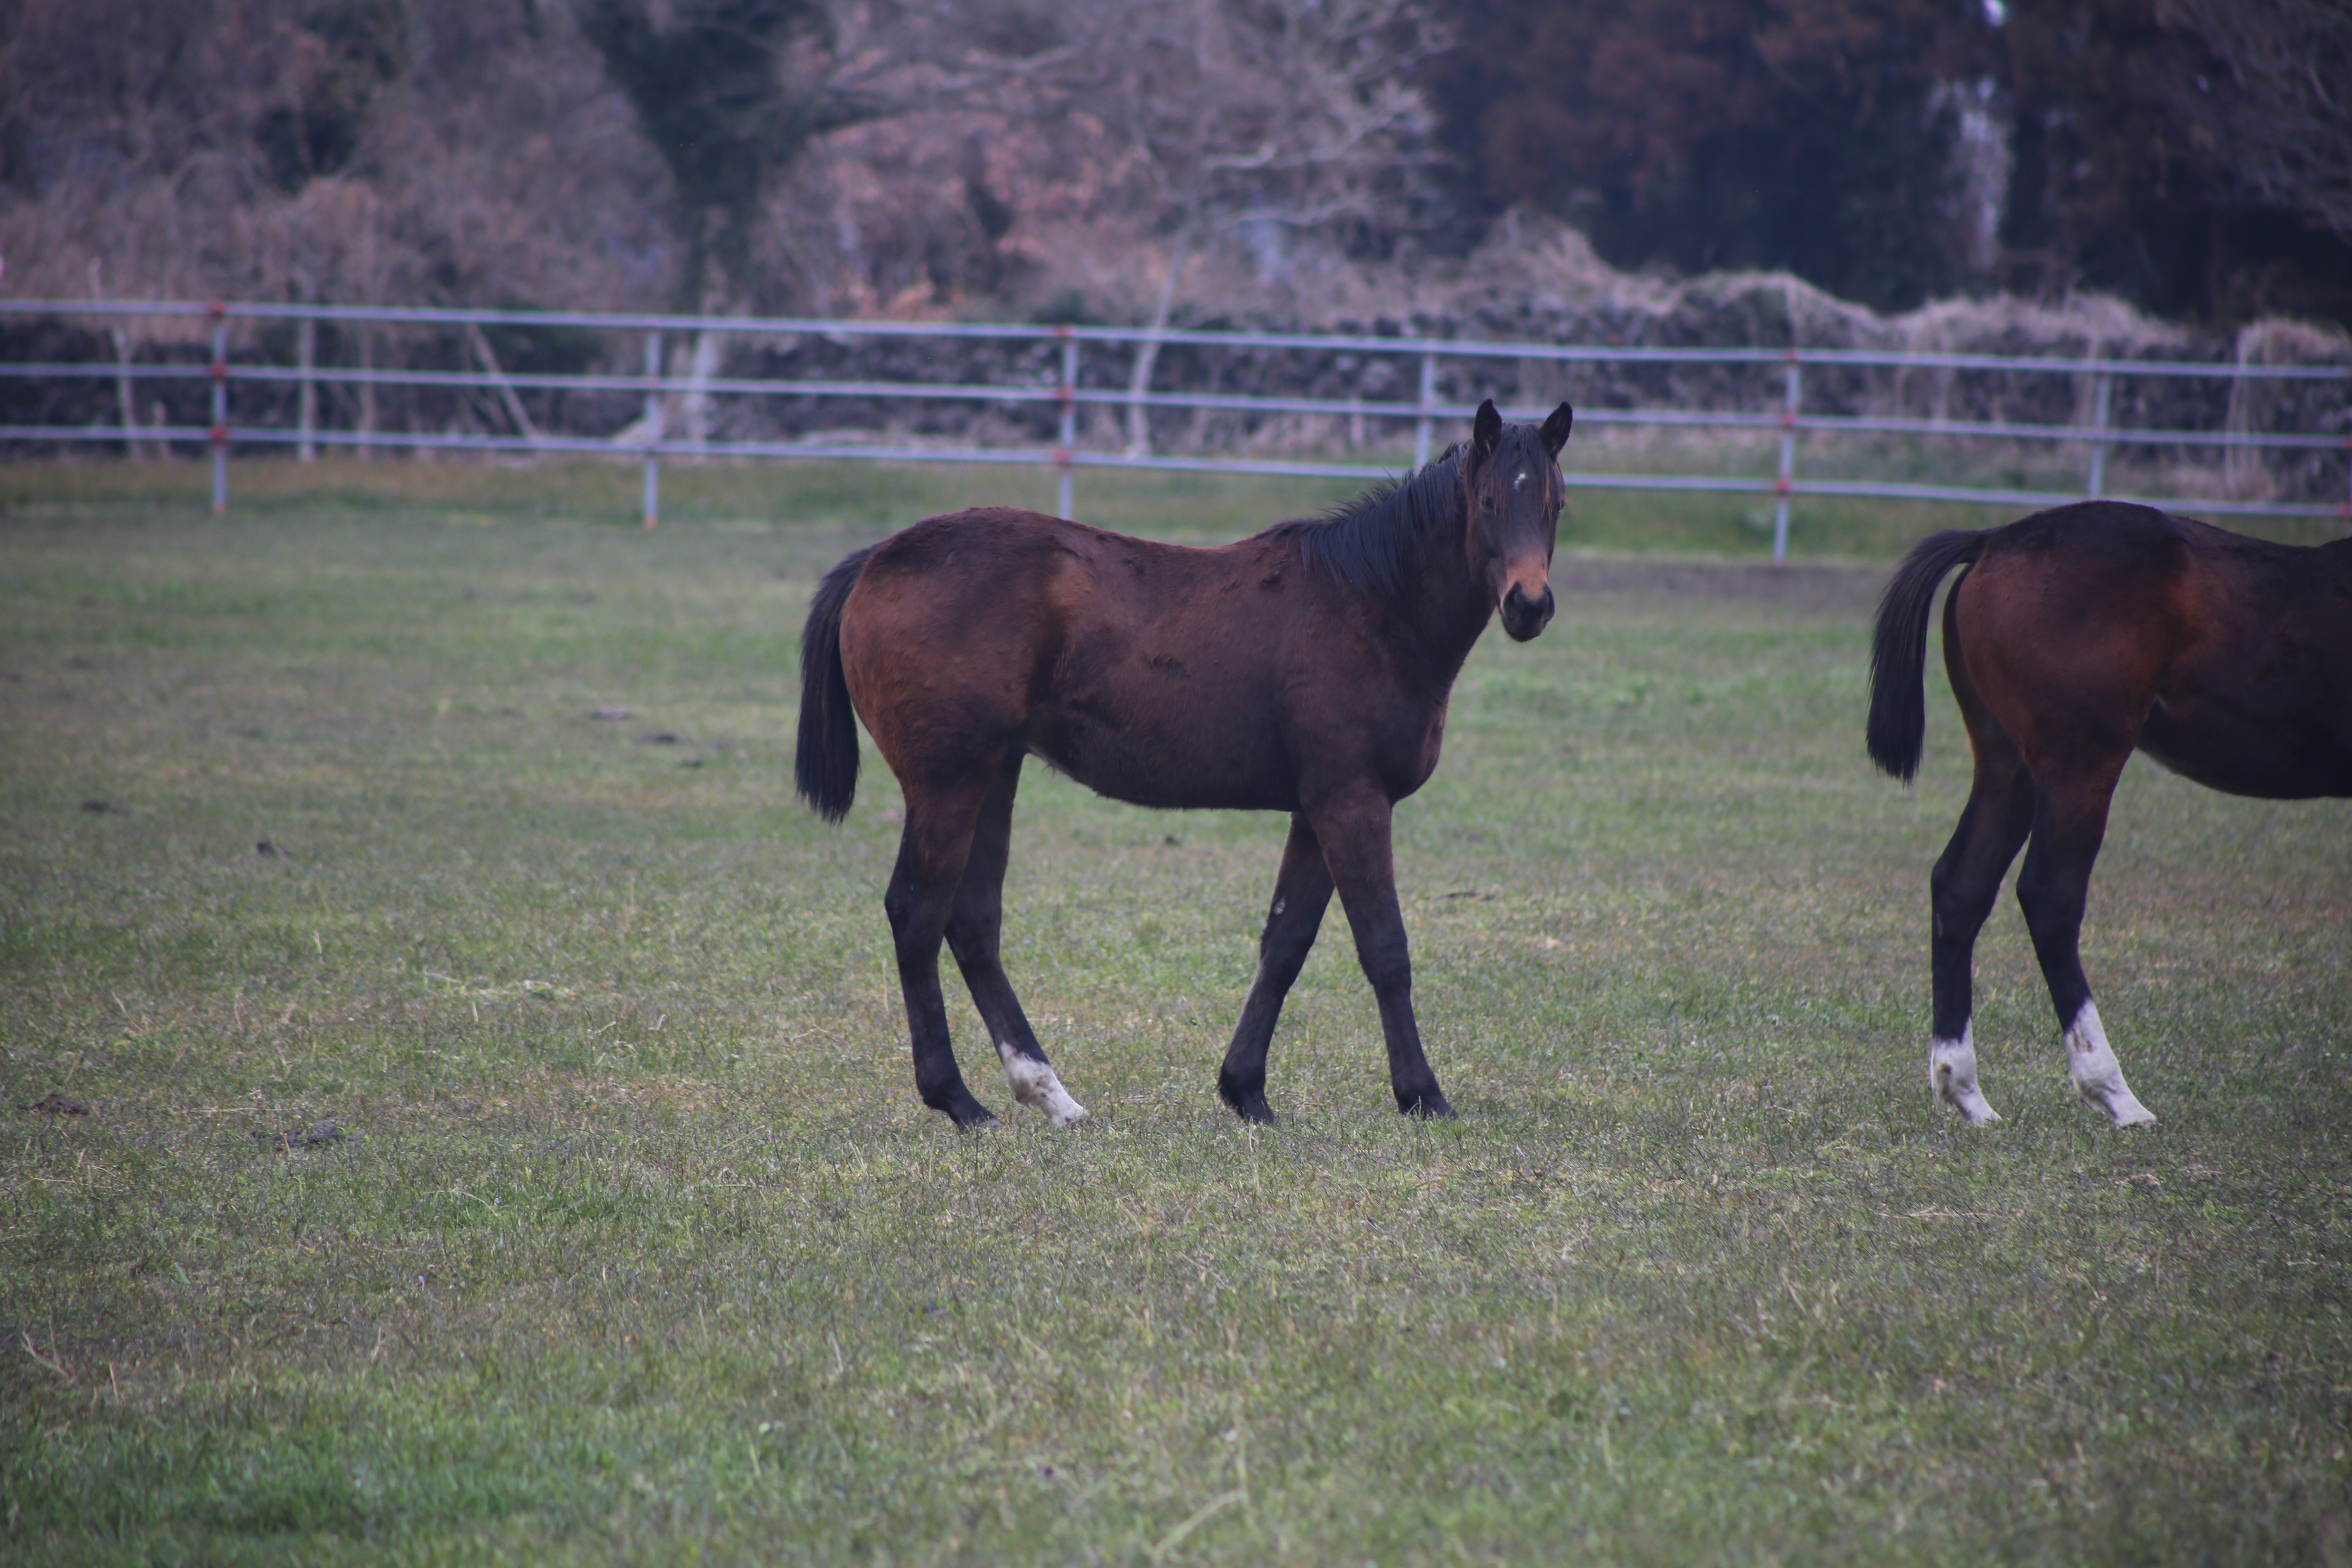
1470, 399, 1502, 464
1539, 401, 1574, 457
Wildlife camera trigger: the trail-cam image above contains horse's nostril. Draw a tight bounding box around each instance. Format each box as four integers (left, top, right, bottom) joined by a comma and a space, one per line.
1499, 583, 1552, 640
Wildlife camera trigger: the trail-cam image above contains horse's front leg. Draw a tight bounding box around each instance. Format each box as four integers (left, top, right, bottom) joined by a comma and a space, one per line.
1307, 790, 1451, 1118
1217, 813, 1336, 1124
2016, 773, 2156, 1127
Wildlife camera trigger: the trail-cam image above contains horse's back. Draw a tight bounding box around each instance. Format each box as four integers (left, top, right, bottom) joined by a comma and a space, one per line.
1955, 502, 2352, 797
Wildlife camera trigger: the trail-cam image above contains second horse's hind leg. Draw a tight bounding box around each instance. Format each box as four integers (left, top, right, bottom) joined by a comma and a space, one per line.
945, 750, 1085, 1125
885, 781, 998, 1128
1217, 813, 1336, 1124
1928, 759, 2034, 1123
2016, 773, 2156, 1127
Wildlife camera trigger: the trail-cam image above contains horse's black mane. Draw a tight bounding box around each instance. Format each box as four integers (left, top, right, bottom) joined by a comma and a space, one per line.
1258, 441, 1469, 604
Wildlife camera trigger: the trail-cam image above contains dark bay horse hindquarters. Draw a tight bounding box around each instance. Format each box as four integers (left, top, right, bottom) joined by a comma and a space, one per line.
796, 400, 1575, 1127
1868, 501, 2352, 1126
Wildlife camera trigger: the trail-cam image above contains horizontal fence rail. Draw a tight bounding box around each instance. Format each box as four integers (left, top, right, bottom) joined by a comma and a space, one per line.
3, 299, 2346, 555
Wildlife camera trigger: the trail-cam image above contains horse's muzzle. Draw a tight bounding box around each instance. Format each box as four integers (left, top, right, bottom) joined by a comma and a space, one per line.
1500, 582, 1555, 641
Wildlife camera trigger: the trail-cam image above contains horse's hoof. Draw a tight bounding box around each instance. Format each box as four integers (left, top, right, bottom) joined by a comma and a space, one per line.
2089, 1091, 2156, 1128
1399, 1091, 1455, 1119
1930, 1034, 2000, 1125
1227, 1094, 1276, 1126
932, 1095, 999, 1129
1217, 1075, 1275, 1124
1000, 1047, 1087, 1125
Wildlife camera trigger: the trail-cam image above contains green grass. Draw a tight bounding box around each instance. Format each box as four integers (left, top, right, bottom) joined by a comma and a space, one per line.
3, 458, 2349, 1564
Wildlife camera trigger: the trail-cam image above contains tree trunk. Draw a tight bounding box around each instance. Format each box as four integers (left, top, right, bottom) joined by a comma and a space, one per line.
1124, 225, 1196, 459
467, 322, 543, 448
676, 327, 726, 452
111, 323, 143, 463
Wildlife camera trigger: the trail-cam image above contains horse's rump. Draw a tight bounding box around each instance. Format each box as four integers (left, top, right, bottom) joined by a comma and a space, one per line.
1953, 505, 2352, 798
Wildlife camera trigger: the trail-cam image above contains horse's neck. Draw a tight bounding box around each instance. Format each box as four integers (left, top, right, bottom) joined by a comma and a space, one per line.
1391, 515, 1492, 683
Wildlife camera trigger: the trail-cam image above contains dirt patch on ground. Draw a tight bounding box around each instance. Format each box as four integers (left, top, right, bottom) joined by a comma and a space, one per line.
1553, 553, 1889, 615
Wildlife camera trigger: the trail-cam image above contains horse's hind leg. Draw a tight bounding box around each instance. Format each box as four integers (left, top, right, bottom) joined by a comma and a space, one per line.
2015, 772, 2156, 1127
1925, 588, 2040, 1125
1217, 813, 1336, 1124
885, 782, 999, 1128
945, 750, 1086, 1126
1927, 756, 2034, 1124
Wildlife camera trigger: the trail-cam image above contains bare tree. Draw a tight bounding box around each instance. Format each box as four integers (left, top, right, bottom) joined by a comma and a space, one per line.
2154, 0, 2352, 240
570, 0, 882, 314
0, 0, 666, 311
1082, 0, 1446, 453
0, 0, 1450, 425
909, 0, 1446, 451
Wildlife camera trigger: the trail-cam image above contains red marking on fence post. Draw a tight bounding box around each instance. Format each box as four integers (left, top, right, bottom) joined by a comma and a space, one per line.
207, 305, 230, 514
1054, 327, 1079, 518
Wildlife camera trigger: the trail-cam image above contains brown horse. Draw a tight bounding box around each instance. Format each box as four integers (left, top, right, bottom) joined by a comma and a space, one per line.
796, 399, 1575, 1127
1868, 500, 2352, 1126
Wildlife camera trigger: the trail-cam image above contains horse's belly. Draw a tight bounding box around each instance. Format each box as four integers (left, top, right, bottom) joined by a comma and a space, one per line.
2139, 707, 2352, 799
1028, 697, 1296, 812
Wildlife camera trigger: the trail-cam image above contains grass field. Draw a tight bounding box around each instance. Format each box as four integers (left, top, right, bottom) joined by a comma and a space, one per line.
3, 457, 2349, 1564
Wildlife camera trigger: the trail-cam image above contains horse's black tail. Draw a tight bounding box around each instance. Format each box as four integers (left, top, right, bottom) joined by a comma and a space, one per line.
794, 546, 877, 822
1867, 528, 1987, 782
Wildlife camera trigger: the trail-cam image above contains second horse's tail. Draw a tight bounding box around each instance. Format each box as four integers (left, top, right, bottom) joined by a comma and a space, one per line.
1867, 529, 1987, 781
794, 546, 877, 822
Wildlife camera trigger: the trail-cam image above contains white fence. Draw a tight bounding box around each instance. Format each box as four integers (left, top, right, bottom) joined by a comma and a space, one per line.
3, 299, 2347, 557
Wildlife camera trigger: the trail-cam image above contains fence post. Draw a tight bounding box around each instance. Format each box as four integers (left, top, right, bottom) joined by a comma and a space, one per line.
355, 320, 376, 461
1055, 329, 1078, 519
298, 315, 318, 464
2086, 372, 2111, 498
1771, 350, 1800, 561
209, 305, 229, 514
641, 330, 662, 530
1414, 352, 1436, 470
